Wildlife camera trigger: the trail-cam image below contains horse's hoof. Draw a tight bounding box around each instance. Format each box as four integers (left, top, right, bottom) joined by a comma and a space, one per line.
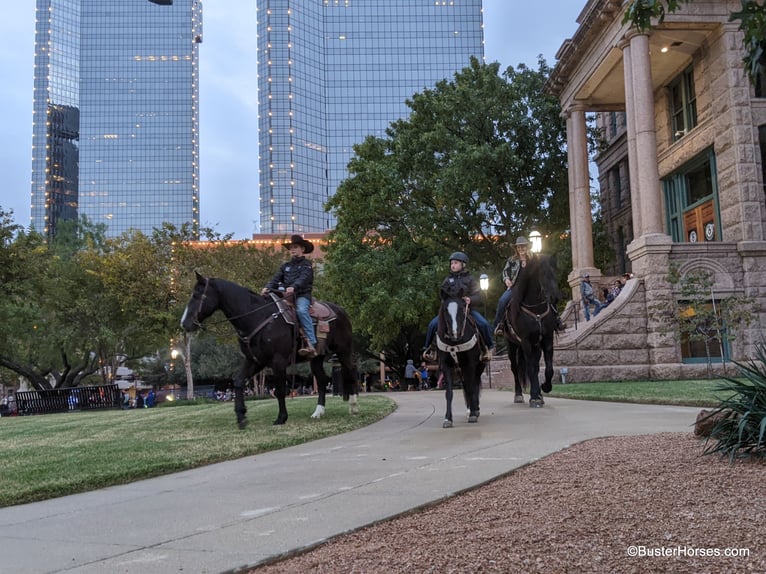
443, 419, 453, 428
237, 419, 248, 430
529, 399, 544, 408
514, 395, 525, 404
272, 418, 287, 425
468, 414, 478, 423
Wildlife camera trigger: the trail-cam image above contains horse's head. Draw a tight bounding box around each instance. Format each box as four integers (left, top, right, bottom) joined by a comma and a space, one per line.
438, 296, 471, 344
180, 271, 219, 332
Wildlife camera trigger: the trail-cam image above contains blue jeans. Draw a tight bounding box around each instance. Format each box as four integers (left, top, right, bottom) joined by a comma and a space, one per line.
493, 289, 513, 328
424, 312, 494, 350
296, 296, 317, 345
583, 296, 602, 321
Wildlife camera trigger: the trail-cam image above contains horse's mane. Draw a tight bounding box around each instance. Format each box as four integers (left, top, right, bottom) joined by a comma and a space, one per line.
210, 277, 266, 305
511, 255, 561, 307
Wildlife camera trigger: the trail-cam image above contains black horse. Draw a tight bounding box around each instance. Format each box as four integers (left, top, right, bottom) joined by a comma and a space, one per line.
501, 255, 561, 408
436, 296, 485, 427
180, 272, 358, 427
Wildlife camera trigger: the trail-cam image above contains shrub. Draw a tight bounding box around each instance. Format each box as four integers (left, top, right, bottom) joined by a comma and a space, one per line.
702, 342, 766, 461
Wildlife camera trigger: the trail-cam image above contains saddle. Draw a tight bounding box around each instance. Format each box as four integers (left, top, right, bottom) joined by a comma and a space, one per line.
268, 293, 337, 355
269, 294, 337, 324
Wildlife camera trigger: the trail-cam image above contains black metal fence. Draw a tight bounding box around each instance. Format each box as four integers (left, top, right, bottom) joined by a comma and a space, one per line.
14, 384, 121, 415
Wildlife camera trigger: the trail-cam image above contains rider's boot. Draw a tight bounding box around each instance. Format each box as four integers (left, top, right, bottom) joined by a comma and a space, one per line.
422, 345, 437, 363
298, 339, 317, 358
494, 323, 504, 336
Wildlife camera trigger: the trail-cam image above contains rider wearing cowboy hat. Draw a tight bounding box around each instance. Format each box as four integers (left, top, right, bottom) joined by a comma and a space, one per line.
262, 234, 318, 358
493, 236, 532, 335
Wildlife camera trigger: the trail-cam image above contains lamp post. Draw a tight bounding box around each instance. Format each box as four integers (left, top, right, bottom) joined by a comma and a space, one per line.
529, 230, 543, 254
172, 334, 194, 400
479, 274, 492, 388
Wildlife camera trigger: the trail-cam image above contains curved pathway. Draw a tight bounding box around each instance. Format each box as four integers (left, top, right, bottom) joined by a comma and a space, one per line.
0, 390, 701, 574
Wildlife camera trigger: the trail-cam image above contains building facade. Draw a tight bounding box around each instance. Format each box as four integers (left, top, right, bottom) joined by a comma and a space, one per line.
31, 0, 201, 238
256, 0, 484, 234
548, 0, 766, 381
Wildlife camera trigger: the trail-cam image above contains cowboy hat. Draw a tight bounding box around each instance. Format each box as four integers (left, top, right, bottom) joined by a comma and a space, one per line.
515, 236, 529, 247
282, 234, 314, 254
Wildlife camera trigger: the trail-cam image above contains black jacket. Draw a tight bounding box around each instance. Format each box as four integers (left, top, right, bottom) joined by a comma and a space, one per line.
440, 271, 481, 306
265, 256, 314, 297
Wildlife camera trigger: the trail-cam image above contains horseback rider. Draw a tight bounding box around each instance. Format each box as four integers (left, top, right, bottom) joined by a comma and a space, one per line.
494, 236, 564, 335
262, 234, 318, 358
423, 252, 495, 362
493, 236, 532, 335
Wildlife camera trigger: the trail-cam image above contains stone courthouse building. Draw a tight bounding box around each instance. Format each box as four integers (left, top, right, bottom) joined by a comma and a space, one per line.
542, 0, 766, 382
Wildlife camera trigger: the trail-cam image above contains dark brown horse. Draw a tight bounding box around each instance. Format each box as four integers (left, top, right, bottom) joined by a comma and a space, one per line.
501, 255, 561, 407
181, 272, 358, 427
436, 296, 484, 427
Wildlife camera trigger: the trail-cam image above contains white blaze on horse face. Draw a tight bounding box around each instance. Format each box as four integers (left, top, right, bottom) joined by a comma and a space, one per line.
447, 301, 459, 335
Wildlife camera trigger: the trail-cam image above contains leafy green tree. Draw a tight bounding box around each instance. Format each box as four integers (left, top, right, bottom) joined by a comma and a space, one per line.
624, 0, 766, 85
323, 58, 570, 351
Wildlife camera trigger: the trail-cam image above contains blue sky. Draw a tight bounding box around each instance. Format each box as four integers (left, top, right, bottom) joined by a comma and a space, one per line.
0, 1, 583, 239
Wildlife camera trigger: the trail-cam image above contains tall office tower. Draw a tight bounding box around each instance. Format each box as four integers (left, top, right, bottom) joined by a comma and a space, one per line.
31, 0, 202, 239
257, 1, 484, 234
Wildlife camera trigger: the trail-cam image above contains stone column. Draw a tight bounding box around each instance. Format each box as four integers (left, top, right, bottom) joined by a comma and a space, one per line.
566, 106, 601, 302
567, 106, 596, 274
619, 38, 641, 236
628, 32, 664, 237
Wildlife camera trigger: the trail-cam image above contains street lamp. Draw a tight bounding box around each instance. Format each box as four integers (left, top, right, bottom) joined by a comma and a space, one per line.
478, 274, 492, 388
172, 334, 194, 400
529, 230, 543, 254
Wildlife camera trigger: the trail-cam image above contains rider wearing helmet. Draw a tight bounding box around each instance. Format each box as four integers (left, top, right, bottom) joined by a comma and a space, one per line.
423, 252, 494, 362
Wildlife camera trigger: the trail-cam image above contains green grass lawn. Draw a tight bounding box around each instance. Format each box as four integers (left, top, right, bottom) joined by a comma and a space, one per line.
0, 394, 395, 508
0, 381, 737, 509
547, 379, 732, 407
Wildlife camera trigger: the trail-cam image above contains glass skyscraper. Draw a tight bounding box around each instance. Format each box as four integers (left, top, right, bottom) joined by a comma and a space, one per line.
257, 0, 484, 234
31, 0, 202, 238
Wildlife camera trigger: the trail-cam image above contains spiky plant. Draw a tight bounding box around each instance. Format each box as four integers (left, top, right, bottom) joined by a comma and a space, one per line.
702, 342, 766, 462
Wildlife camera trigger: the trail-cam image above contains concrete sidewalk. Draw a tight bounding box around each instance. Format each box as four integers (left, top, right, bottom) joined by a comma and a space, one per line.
0, 390, 701, 574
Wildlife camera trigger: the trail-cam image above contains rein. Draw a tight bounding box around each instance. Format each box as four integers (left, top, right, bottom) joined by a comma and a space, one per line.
192, 281, 281, 329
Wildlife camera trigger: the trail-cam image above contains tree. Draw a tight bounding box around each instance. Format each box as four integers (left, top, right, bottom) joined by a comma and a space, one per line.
323, 58, 570, 351
653, 264, 758, 376
624, 0, 766, 85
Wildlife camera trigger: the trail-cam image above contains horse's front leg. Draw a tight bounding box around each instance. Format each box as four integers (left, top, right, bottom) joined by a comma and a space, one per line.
509, 343, 525, 403
541, 335, 554, 394
442, 362, 454, 428
233, 360, 258, 429
309, 356, 328, 419
528, 345, 544, 408
271, 365, 289, 425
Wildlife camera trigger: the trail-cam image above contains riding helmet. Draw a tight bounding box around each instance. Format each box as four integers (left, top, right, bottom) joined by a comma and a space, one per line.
449, 252, 469, 265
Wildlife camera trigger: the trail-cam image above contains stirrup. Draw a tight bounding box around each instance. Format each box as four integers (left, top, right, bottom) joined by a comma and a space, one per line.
494, 325, 504, 336
480, 348, 493, 362
422, 347, 437, 362
298, 342, 317, 358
